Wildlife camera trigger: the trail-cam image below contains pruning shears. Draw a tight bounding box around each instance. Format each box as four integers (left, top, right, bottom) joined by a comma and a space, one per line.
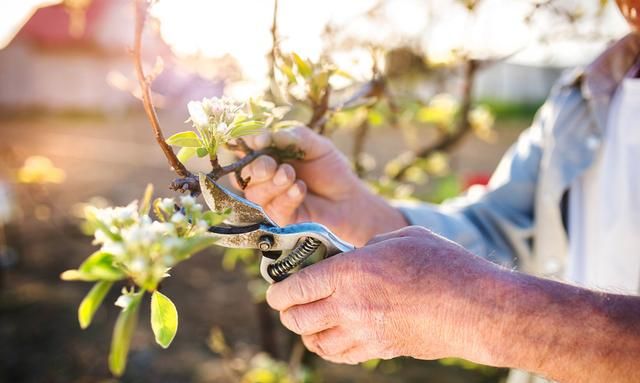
199, 173, 355, 284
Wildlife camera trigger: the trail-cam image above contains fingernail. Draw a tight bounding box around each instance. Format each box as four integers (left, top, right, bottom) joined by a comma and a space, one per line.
287, 184, 301, 198
275, 130, 297, 147
255, 134, 270, 149
273, 167, 289, 186
255, 159, 267, 179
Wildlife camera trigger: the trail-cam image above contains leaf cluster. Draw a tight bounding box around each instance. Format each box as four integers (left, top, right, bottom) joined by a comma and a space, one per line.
62, 185, 228, 376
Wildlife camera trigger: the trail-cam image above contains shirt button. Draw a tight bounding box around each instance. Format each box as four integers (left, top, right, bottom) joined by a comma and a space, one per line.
586, 135, 600, 150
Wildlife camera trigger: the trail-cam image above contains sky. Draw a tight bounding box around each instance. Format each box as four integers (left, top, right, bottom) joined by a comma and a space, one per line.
0, 0, 630, 92
151, 0, 630, 90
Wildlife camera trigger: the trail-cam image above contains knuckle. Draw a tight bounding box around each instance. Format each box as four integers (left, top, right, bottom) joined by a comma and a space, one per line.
403, 226, 431, 237
282, 308, 305, 334
288, 268, 312, 302
307, 332, 331, 356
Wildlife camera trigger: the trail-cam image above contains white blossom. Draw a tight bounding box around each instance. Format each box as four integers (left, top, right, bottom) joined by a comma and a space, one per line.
83, 196, 215, 291
179, 195, 196, 208
216, 122, 229, 135
159, 198, 176, 213
170, 212, 187, 224
187, 100, 209, 126
114, 294, 133, 309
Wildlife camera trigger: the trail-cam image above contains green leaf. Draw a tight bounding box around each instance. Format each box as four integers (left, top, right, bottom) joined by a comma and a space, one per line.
78, 281, 112, 329
61, 269, 96, 281
279, 63, 297, 83
79, 251, 125, 281
292, 53, 312, 78
202, 208, 231, 226
62, 251, 125, 282
139, 184, 154, 216
109, 291, 143, 377
228, 121, 265, 139
196, 147, 209, 158
153, 198, 167, 222
175, 236, 218, 261
177, 147, 197, 164
332, 68, 354, 80
150, 291, 179, 349
166, 131, 202, 147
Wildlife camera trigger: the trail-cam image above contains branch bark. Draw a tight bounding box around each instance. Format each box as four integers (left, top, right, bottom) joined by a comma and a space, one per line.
133, 0, 191, 179
353, 116, 371, 178
268, 0, 279, 82
392, 59, 479, 181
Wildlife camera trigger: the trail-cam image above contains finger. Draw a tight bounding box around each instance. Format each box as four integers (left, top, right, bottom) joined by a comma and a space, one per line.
302, 327, 354, 357
280, 298, 338, 335
365, 226, 431, 246
272, 126, 334, 161
264, 180, 306, 223
321, 346, 366, 365
243, 132, 271, 150
266, 259, 339, 311
243, 164, 296, 207
240, 155, 277, 184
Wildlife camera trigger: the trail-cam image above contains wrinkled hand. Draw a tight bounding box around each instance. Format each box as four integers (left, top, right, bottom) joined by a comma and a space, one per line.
236, 126, 406, 246
266, 226, 499, 365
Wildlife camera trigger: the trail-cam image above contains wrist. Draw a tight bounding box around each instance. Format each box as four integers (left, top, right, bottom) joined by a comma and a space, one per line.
353, 187, 407, 245
401, 248, 508, 362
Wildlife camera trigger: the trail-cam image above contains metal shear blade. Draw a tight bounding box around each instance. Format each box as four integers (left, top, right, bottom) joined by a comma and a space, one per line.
198, 172, 355, 283
199, 173, 276, 228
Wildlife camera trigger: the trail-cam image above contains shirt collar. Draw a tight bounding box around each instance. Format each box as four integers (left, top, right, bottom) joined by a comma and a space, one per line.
582, 32, 640, 101
566, 32, 640, 133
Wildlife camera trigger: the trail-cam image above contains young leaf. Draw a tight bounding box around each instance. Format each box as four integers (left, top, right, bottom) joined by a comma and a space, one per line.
139, 184, 154, 216
109, 291, 143, 377
150, 291, 179, 349
279, 63, 297, 83
166, 131, 203, 147
174, 236, 219, 261
228, 121, 265, 139
61, 269, 97, 281
78, 281, 113, 329
202, 209, 231, 226
177, 147, 198, 164
196, 147, 209, 158
79, 251, 125, 281
292, 53, 312, 78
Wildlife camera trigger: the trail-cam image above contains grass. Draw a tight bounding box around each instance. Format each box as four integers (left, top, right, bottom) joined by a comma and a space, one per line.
479, 99, 543, 124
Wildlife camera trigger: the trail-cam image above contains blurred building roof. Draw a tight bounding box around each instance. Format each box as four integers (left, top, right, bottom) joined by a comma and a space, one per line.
16, 0, 107, 48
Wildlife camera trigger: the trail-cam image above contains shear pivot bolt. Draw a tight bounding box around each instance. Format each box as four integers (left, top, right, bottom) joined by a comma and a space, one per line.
258, 235, 274, 251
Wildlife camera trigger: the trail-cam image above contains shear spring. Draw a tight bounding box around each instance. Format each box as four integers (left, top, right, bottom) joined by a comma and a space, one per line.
267, 237, 322, 281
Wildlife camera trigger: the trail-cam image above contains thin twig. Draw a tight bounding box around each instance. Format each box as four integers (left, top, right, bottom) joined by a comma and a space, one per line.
169, 145, 302, 194
309, 77, 384, 134
133, 0, 191, 178
209, 147, 277, 180
392, 59, 479, 181
268, 0, 279, 81
308, 86, 331, 134
352, 114, 371, 178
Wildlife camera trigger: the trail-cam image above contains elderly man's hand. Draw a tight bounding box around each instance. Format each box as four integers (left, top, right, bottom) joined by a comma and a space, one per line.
235, 126, 406, 246
266, 226, 500, 365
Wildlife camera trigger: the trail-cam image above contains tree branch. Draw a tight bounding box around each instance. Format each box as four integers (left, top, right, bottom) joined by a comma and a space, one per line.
133, 0, 191, 179
392, 59, 479, 181
268, 0, 279, 82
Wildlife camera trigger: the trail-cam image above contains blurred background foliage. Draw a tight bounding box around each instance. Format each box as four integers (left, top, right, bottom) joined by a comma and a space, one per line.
0, 0, 628, 382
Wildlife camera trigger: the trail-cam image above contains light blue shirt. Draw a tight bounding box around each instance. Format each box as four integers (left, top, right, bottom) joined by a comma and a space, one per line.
396, 31, 640, 383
